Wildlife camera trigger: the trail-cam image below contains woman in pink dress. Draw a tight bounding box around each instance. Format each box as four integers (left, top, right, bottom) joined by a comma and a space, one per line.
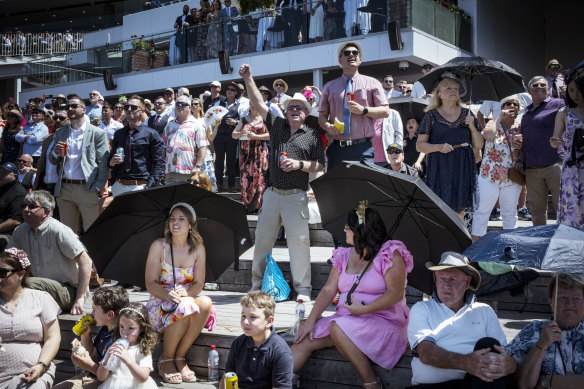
291, 203, 413, 389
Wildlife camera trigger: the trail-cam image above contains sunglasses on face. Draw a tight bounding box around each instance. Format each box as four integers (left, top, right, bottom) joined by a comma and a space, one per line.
0, 269, 16, 278
342, 50, 359, 57
387, 149, 402, 154
226, 88, 238, 92
531, 83, 548, 88
164, 91, 174, 95
154, 102, 166, 106
114, 106, 124, 110
175, 101, 191, 107
54, 116, 67, 121
503, 102, 519, 107
192, 102, 200, 106
275, 83, 284, 88
384, 80, 393, 83
548, 65, 561, 70
67, 103, 83, 110
187, 179, 200, 185
124, 104, 141, 111
7, 115, 19, 120
16, 159, 30, 163
21, 203, 43, 210
287, 105, 305, 111
405, 90, 412, 94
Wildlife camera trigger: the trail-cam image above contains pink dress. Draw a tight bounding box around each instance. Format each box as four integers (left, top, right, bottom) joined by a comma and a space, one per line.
313, 240, 413, 370
146, 240, 216, 333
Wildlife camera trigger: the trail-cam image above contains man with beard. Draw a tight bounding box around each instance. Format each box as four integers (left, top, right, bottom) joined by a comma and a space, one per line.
174, 5, 194, 64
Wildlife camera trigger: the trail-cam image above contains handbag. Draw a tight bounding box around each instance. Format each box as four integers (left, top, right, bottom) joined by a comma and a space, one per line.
261, 253, 291, 302
503, 127, 526, 186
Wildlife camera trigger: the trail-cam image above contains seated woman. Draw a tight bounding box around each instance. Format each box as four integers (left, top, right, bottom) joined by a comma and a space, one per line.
291, 202, 413, 388
145, 202, 216, 384
0, 248, 61, 389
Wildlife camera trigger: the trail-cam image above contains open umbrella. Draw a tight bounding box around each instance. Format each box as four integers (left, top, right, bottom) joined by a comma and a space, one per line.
388, 96, 429, 128
418, 56, 525, 102
82, 183, 252, 288
311, 161, 472, 294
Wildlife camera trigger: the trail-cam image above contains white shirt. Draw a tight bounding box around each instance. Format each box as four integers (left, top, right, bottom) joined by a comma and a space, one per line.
99, 119, 124, 140
18, 170, 36, 184
411, 81, 428, 100
380, 109, 404, 163
44, 139, 59, 184
407, 295, 507, 385
62, 120, 87, 180
479, 100, 501, 122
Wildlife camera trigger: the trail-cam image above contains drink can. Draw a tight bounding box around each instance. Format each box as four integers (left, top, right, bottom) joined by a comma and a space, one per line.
279, 152, 288, 168
346, 92, 355, 102
225, 372, 238, 389
60, 142, 68, 156
116, 147, 124, 162
204, 282, 219, 291
72, 314, 95, 336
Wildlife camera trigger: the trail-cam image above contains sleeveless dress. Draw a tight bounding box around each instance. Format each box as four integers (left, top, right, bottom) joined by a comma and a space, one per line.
146, 240, 216, 333
239, 117, 269, 211
557, 109, 584, 227
313, 240, 413, 370
418, 108, 478, 212
98, 345, 157, 389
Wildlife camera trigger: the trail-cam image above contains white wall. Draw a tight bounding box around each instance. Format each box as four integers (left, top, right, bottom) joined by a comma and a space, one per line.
82, 26, 124, 49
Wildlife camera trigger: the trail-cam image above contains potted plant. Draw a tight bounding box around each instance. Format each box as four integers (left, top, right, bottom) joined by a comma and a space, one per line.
130, 35, 152, 71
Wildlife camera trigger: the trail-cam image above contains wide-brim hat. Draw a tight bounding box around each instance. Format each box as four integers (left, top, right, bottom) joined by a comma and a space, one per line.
273, 79, 288, 93
281, 93, 312, 112
56, 94, 66, 99
224, 82, 242, 98
547, 59, 562, 70
439, 72, 467, 98
336, 41, 363, 66
6, 109, 22, 118
426, 251, 481, 291
258, 85, 273, 100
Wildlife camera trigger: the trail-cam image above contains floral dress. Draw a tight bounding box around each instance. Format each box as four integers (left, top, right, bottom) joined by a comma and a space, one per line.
239, 118, 269, 211
194, 12, 209, 61
479, 119, 522, 185
557, 109, 584, 227
146, 240, 216, 333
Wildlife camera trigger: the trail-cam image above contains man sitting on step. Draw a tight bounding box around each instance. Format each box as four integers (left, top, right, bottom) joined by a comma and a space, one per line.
407, 252, 517, 388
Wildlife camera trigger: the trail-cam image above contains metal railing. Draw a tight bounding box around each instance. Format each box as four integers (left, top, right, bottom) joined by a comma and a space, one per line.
1, 32, 84, 57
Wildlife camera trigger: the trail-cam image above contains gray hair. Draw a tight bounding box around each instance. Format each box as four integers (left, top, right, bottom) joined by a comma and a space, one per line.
25, 190, 55, 216
528, 76, 547, 89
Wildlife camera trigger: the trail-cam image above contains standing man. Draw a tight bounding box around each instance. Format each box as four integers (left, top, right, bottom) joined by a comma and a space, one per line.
147, 96, 170, 136
85, 90, 103, 125
240, 63, 325, 302
48, 94, 109, 233
174, 5, 194, 64
272, 79, 292, 106
16, 154, 36, 191
34, 107, 69, 193
545, 59, 565, 99
319, 41, 389, 170
381, 75, 402, 100
411, 63, 433, 100
203, 81, 226, 111
98, 103, 124, 140
220, 0, 240, 56
162, 87, 176, 119
108, 95, 165, 197
521, 76, 565, 225
16, 106, 49, 167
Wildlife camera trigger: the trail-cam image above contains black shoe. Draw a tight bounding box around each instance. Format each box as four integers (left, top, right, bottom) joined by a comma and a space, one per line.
489, 208, 501, 221
517, 207, 532, 221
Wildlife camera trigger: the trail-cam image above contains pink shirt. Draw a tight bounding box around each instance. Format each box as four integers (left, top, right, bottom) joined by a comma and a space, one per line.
319, 71, 388, 141
372, 119, 386, 162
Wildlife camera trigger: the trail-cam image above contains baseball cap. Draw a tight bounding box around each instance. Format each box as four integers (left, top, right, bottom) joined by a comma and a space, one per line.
164, 87, 175, 94
209, 81, 221, 87
387, 143, 403, 152
0, 162, 19, 174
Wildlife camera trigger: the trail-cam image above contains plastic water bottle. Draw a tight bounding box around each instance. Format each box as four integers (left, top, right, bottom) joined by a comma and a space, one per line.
290, 299, 306, 337
208, 345, 219, 381
103, 336, 129, 371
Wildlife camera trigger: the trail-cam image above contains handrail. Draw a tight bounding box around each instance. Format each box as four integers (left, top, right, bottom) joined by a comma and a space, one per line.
1, 32, 84, 57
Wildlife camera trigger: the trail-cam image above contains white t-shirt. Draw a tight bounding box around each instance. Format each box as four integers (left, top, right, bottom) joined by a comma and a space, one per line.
407, 295, 507, 385
99, 120, 124, 140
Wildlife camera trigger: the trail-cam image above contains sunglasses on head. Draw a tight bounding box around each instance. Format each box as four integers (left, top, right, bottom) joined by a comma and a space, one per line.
154, 102, 166, 106
21, 203, 43, 210
67, 103, 83, 109
503, 101, 519, 107
387, 149, 402, 154
175, 101, 190, 107
124, 104, 141, 111
287, 104, 305, 111
0, 269, 16, 279
342, 50, 359, 57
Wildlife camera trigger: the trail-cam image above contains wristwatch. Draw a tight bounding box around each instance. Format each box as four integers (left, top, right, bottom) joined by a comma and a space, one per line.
362, 107, 369, 115
195, 163, 203, 168
298, 161, 304, 170
36, 361, 48, 373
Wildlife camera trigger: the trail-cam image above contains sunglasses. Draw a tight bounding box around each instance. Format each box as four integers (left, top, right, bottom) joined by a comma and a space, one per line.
154, 102, 166, 106
405, 90, 412, 93
548, 65, 561, 70
21, 203, 43, 210
387, 149, 402, 154
503, 102, 519, 107
54, 115, 67, 121
67, 103, 83, 109
384, 80, 393, 83
0, 269, 16, 279
16, 159, 30, 163
531, 83, 548, 88
226, 88, 238, 92
192, 102, 200, 106
114, 106, 124, 110
342, 50, 360, 57
187, 179, 200, 185
287, 105, 305, 111
164, 91, 174, 94
175, 101, 191, 107
124, 104, 141, 111
275, 83, 284, 87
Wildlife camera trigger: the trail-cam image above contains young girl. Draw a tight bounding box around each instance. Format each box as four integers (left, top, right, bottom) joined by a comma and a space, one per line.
97, 303, 158, 389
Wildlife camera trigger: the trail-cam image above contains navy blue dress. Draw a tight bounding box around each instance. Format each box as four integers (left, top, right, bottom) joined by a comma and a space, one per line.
418, 108, 477, 212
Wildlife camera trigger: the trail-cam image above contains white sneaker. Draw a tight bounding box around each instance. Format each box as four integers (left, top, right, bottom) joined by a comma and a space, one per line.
296, 293, 311, 303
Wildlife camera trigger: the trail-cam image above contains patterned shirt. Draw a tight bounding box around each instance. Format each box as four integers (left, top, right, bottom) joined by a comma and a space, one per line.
506, 318, 584, 375
265, 111, 324, 191
163, 116, 210, 174
479, 119, 522, 184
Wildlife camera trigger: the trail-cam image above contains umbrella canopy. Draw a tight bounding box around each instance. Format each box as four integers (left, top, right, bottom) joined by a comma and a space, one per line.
463, 224, 584, 273
82, 183, 253, 288
388, 96, 429, 128
311, 161, 472, 294
418, 56, 525, 102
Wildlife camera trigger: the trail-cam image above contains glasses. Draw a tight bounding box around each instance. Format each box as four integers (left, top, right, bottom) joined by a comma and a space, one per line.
175, 101, 191, 107
187, 179, 200, 185
124, 104, 141, 111
211, 85, 221, 88
396, 85, 405, 89
164, 91, 174, 95
89, 92, 98, 96
0, 269, 15, 279
67, 103, 83, 110
531, 83, 548, 88
21, 203, 43, 210
54, 116, 67, 121
16, 159, 30, 164
287, 105, 305, 111
405, 90, 412, 94
342, 50, 360, 57
114, 106, 124, 110
154, 102, 166, 106
383, 80, 393, 84
192, 102, 200, 106
387, 149, 402, 154
503, 102, 519, 107
275, 83, 284, 88
226, 88, 238, 92
7, 115, 19, 120
548, 65, 561, 70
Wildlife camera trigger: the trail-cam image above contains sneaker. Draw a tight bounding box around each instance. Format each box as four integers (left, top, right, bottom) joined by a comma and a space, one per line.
489, 208, 501, 221
517, 207, 532, 221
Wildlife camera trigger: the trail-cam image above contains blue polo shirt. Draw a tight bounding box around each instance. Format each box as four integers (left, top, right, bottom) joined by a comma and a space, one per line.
225, 330, 293, 389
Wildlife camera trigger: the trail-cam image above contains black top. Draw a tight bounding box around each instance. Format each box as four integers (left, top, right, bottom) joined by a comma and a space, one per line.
0, 180, 26, 226
89, 326, 115, 378
225, 330, 293, 389
203, 94, 226, 112
403, 134, 420, 166
265, 111, 325, 191
216, 100, 241, 136
147, 114, 169, 136
108, 124, 165, 188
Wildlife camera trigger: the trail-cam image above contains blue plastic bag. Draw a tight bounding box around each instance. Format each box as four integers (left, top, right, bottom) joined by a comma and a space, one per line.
261, 253, 290, 302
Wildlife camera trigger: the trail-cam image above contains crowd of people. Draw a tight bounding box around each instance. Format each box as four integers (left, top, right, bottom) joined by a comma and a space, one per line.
0, 39, 583, 388
1, 31, 83, 57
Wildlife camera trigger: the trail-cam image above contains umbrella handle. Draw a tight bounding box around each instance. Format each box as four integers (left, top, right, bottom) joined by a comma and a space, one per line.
553, 274, 558, 321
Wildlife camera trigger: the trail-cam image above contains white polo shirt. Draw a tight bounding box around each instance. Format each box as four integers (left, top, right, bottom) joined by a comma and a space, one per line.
407, 294, 507, 385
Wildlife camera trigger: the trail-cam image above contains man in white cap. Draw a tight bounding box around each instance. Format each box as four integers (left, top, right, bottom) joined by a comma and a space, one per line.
319, 41, 389, 171
204, 81, 226, 112
407, 252, 517, 388
507, 273, 584, 389
239, 63, 325, 302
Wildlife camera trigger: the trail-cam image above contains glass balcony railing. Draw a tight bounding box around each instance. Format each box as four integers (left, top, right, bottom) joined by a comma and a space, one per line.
20, 0, 471, 89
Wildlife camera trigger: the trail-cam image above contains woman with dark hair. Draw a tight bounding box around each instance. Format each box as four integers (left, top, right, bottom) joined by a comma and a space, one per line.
0, 248, 61, 388
291, 202, 413, 389
550, 67, 584, 227
194, 0, 211, 61
0, 109, 24, 164
206, 0, 222, 59
145, 203, 216, 384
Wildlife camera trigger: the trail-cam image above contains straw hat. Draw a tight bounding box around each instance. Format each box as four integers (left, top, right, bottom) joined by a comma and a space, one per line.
273, 79, 288, 93
426, 251, 481, 291
281, 93, 312, 112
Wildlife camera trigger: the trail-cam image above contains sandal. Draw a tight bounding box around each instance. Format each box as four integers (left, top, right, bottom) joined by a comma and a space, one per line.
175, 357, 197, 383
157, 359, 182, 384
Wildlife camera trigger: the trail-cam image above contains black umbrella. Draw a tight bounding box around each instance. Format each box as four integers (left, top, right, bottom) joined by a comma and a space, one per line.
388, 96, 429, 128
417, 56, 525, 102
82, 183, 252, 288
311, 161, 471, 294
